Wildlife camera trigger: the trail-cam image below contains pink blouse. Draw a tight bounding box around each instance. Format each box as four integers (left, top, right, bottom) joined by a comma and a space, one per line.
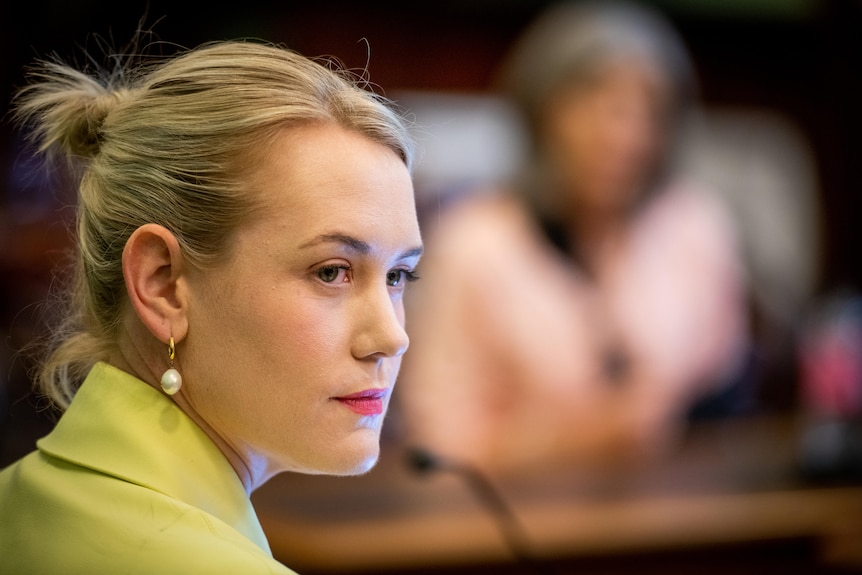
399, 182, 748, 473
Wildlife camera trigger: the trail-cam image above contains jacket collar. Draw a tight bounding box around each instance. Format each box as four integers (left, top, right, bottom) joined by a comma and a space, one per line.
37, 362, 272, 553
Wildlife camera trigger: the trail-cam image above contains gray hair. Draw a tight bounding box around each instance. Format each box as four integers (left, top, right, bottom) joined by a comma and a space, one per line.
499, 1, 696, 219
501, 0, 695, 132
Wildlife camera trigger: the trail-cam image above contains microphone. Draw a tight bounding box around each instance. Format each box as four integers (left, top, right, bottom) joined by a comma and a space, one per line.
406, 447, 552, 574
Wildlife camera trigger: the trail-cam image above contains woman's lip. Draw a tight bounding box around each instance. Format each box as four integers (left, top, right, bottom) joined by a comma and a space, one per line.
333, 389, 388, 416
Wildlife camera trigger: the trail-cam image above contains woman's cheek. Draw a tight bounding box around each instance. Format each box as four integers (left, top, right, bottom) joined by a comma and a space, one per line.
265, 297, 345, 358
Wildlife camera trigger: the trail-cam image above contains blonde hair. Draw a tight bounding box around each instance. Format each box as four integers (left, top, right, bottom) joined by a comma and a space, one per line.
14, 41, 415, 410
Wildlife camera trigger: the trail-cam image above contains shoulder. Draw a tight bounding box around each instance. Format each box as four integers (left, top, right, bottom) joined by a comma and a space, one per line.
420, 189, 554, 282
638, 179, 741, 257
0, 452, 295, 574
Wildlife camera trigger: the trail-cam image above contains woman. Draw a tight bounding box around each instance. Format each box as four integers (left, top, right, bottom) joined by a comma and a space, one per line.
399, 1, 748, 473
0, 41, 423, 573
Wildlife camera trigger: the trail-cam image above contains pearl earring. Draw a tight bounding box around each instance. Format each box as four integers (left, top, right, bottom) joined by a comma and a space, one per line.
160, 337, 182, 395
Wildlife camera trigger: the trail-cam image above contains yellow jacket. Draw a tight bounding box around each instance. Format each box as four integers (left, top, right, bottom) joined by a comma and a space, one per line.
0, 362, 296, 574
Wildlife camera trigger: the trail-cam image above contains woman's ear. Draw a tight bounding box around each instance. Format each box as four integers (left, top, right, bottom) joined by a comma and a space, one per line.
122, 223, 189, 344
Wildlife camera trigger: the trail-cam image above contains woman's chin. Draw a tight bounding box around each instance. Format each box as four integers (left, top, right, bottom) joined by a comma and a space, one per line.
339, 438, 382, 475
341, 452, 381, 476
294, 443, 381, 477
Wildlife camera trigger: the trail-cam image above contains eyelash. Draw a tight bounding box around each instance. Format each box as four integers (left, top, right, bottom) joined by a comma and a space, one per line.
315, 265, 420, 287
316, 264, 351, 284
388, 269, 421, 286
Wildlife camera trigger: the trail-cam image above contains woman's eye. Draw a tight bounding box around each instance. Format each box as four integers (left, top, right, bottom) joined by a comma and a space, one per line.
387, 269, 419, 287
317, 265, 349, 284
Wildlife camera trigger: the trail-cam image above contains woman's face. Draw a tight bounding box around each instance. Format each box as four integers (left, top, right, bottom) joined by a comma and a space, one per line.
182, 123, 422, 481
542, 58, 671, 215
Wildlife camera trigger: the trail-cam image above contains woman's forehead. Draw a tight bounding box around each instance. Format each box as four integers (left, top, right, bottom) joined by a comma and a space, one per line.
236, 124, 419, 253
249, 124, 409, 197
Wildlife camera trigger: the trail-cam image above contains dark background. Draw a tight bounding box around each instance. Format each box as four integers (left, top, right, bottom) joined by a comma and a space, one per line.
2, 0, 861, 463
3, 0, 861, 286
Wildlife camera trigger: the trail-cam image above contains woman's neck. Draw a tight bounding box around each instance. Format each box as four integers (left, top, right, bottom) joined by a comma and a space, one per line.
566, 204, 628, 274
111, 322, 274, 495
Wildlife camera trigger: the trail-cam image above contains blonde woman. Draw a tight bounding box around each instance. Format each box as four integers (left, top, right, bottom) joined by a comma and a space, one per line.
0, 41, 423, 573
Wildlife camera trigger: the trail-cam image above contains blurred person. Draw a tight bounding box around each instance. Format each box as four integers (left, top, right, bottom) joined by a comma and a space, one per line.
0, 40, 422, 573
399, 1, 749, 474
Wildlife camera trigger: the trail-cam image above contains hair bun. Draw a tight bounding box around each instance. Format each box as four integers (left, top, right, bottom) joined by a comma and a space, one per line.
15, 62, 127, 160
69, 90, 122, 157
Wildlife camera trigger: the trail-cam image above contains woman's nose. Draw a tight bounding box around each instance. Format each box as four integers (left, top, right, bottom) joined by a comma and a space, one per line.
352, 285, 410, 360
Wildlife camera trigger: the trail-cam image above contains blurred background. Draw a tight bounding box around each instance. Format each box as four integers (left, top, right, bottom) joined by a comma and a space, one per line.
2, 0, 862, 573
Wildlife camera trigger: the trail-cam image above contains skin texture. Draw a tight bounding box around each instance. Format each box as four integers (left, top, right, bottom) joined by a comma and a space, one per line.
117, 123, 423, 492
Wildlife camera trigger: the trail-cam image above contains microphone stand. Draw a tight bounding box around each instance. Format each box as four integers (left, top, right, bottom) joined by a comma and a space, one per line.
407, 448, 554, 575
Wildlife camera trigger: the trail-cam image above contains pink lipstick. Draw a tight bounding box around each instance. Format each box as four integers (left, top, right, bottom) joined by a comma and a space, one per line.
333, 389, 387, 416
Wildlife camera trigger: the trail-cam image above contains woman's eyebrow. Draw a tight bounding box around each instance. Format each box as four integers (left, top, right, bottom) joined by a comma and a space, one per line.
300, 233, 423, 260
399, 246, 424, 260
300, 233, 371, 253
